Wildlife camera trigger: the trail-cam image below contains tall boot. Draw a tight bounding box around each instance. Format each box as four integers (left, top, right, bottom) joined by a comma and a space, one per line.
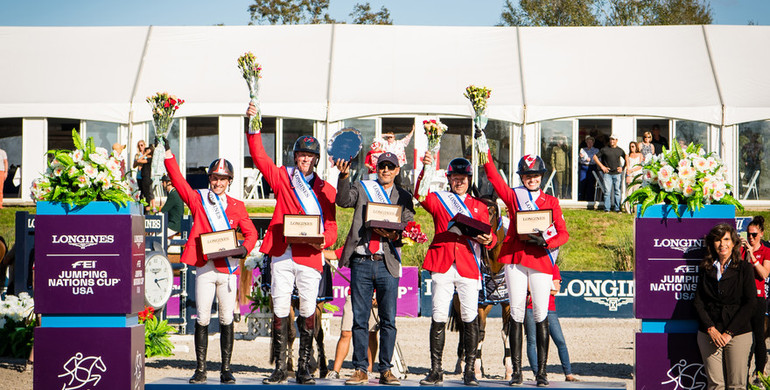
508, 321, 523, 386
263, 315, 289, 384
296, 314, 316, 385
220, 323, 236, 384
189, 322, 208, 384
420, 321, 445, 385
535, 320, 550, 387
462, 320, 479, 386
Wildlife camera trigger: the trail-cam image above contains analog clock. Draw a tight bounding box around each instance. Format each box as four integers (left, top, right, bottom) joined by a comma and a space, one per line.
144, 252, 173, 310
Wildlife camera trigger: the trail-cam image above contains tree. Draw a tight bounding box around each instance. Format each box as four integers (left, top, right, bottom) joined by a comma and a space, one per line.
500, 0, 713, 26
248, 0, 392, 25
350, 2, 392, 25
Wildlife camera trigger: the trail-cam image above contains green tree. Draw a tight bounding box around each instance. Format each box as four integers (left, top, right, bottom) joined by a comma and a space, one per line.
350, 2, 392, 25
500, 0, 713, 26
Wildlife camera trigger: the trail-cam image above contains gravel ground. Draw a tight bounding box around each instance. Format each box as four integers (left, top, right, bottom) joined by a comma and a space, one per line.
0, 317, 637, 389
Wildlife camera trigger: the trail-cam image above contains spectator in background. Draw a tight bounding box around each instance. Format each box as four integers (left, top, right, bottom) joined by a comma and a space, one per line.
693, 223, 755, 390
524, 264, 578, 382
741, 132, 763, 188
364, 140, 385, 180
744, 216, 770, 386
593, 134, 625, 213
625, 142, 644, 213
640, 131, 655, 158
0, 146, 7, 208
651, 125, 668, 155
549, 135, 569, 199
380, 126, 415, 191
160, 175, 183, 238
578, 136, 599, 201
133, 140, 155, 211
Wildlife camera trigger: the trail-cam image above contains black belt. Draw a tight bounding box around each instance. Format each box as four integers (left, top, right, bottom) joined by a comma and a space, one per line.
355, 253, 385, 261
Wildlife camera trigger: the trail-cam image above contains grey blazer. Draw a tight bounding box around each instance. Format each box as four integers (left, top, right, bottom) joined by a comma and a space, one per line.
336, 176, 415, 278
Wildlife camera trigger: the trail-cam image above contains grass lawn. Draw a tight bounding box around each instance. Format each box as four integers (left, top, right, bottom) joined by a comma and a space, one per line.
2, 205, 768, 272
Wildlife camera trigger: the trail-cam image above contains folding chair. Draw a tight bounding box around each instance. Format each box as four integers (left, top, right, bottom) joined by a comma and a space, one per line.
592, 170, 605, 201
542, 170, 557, 196
742, 170, 760, 200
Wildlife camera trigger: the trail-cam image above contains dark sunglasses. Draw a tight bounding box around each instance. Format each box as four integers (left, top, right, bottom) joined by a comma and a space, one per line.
378, 163, 397, 171
748, 232, 760, 238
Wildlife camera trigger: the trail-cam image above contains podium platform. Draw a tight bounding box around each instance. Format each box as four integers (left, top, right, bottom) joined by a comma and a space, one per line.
145, 378, 626, 389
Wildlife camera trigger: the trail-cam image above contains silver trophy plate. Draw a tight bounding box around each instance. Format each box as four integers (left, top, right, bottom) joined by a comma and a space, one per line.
327, 127, 363, 162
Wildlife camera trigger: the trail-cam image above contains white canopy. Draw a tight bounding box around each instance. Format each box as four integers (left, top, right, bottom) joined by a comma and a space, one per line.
0, 25, 768, 126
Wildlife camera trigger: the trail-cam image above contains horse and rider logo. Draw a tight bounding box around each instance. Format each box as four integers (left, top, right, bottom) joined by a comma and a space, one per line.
57, 352, 107, 390
661, 359, 707, 390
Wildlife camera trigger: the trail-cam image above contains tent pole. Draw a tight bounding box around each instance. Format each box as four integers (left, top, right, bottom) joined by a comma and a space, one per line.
323, 24, 337, 181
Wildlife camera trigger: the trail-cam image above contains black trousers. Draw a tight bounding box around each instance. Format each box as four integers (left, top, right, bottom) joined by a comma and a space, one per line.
750, 296, 768, 374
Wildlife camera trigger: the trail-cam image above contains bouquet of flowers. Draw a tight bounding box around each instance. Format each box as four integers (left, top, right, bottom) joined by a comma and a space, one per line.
402, 221, 428, 246
625, 141, 743, 216
138, 306, 176, 358
0, 293, 35, 359
147, 92, 184, 191
237, 52, 263, 134
417, 119, 448, 199
464, 85, 492, 164
31, 130, 142, 206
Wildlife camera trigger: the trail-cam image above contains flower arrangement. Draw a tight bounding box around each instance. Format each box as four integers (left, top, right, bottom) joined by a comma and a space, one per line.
417, 119, 448, 199
237, 52, 263, 134
464, 85, 493, 164
31, 130, 142, 206
402, 221, 429, 246
625, 141, 743, 216
0, 293, 35, 359
146, 92, 184, 138
138, 306, 176, 358
248, 276, 272, 314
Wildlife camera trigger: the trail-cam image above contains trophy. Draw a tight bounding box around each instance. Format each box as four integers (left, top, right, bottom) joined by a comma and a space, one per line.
364, 203, 407, 231
283, 215, 325, 244
327, 127, 363, 162
447, 214, 492, 238
515, 210, 553, 240
199, 229, 242, 259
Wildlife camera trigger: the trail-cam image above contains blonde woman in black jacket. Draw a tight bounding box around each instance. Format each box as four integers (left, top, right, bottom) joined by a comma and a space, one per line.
693, 223, 756, 390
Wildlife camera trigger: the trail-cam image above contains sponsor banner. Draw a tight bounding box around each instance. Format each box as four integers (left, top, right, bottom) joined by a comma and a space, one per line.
556, 271, 634, 318
34, 325, 145, 390
635, 332, 706, 390
34, 214, 145, 314
635, 217, 734, 320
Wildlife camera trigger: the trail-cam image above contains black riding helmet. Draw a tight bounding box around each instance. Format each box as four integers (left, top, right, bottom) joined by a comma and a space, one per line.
208, 158, 234, 179
293, 135, 320, 167
447, 157, 473, 177
516, 154, 547, 176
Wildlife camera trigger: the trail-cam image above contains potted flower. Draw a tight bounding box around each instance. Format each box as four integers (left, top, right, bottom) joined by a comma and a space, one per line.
625, 141, 743, 217
138, 306, 176, 358
246, 277, 272, 338
0, 293, 35, 360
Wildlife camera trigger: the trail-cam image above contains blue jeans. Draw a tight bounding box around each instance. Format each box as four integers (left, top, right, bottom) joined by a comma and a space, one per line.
350, 256, 399, 373
524, 308, 572, 376
603, 173, 622, 211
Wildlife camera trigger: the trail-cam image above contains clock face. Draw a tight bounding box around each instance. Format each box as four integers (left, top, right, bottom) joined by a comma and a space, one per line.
145, 253, 173, 310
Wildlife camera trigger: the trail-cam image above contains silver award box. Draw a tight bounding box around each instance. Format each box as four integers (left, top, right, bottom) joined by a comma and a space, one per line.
327, 127, 363, 162
199, 229, 241, 259
364, 202, 407, 231
283, 214, 325, 244
515, 209, 553, 239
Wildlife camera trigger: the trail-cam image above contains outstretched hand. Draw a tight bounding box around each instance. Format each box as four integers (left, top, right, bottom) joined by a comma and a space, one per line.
246, 102, 257, 117
335, 158, 351, 178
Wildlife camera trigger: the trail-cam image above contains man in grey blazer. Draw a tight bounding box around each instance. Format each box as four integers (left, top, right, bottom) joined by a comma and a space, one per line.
334, 152, 415, 386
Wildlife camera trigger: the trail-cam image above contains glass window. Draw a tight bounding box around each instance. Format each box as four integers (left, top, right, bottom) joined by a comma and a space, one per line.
637, 119, 669, 155
343, 119, 376, 182
47, 118, 80, 151
381, 118, 416, 193
540, 120, 573, 199
577, 119, 611, 201
283, 119, 314, 168
85, 121, 119, 150
478, 119, 512, 198
186, 117, 218, 189
0, 118, 22, 198
674, 120, 709, 151
738, 121, 769, 200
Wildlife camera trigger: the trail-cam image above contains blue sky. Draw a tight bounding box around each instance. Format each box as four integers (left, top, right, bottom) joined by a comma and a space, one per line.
0, 0, 766, 26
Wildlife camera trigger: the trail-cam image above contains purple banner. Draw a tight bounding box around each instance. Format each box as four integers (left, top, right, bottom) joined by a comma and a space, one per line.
635, 332, 706, 390
328, 266, 420, 318
34, 214, 145, 315
34, 325, 145, 390
635, 217, 733, 320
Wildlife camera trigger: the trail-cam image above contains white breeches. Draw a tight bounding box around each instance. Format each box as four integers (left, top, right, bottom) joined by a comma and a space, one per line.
504, 263, 552, 323
431, 264, 480, 323
195, 260, 237, 326
271, 257, 322, 318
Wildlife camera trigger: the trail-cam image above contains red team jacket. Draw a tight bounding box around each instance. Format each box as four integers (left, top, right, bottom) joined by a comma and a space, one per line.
246, 133, 337, 271
165, 156, 258, 274
415, 171, 497, 279
484, 152, 569, 274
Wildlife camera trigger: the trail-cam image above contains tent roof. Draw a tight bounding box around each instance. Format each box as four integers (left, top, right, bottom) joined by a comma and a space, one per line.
0, 25, 768, 126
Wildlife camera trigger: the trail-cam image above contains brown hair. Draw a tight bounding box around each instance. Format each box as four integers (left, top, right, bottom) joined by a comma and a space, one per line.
701, 223, 742, 271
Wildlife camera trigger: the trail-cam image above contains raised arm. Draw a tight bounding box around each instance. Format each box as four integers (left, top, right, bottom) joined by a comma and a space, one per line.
334, 159, 359, 208
164, 150, 198, 206
483, 150, 516, 210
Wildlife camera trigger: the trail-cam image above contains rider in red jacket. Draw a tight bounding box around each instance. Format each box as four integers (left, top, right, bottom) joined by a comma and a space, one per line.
415, 152, 496, 386
246, 103, 337, 385
484, 150, 569, 387
164, 148, 258, 385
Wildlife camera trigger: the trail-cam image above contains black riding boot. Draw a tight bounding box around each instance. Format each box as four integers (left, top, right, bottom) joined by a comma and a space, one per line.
263, 315, 289, 384
296, 314, 316, 385
189, 322, 208, 384
220, 323, 236, 384
420, 321, 445, 385
508, 321, 523, 386
462, 320, 479, 386
535, 320, 550, 387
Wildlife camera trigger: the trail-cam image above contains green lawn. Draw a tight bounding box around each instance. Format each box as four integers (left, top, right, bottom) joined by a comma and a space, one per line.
3, 205, 768, 271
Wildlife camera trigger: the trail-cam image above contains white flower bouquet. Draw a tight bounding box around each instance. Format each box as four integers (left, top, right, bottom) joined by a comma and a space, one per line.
417, 119, 448, 199
625, 142, 743, 216
31, 130, 142, 206
0, 293, 35, 358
